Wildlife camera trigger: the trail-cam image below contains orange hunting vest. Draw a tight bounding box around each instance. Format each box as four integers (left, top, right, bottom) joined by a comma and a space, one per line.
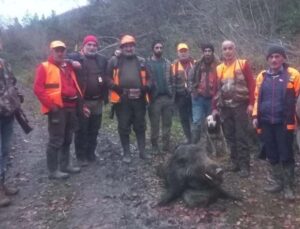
216, 59, 249, 107
110, 66, 148, 103
40, 61, 82, 114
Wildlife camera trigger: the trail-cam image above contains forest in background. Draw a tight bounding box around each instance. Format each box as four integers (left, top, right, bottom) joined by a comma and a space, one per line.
1, 0, 300, 78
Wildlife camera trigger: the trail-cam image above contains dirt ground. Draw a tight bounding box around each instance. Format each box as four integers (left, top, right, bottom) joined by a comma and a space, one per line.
1, 85, 300, 229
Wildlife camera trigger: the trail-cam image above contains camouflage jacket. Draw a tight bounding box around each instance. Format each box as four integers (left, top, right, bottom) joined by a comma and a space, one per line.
0, 58, 20, 116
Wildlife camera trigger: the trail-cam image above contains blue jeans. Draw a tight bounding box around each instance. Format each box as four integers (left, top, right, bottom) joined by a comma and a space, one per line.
192, 96, 212, 125
191, 96, 212, 143
0, 115, 14, 180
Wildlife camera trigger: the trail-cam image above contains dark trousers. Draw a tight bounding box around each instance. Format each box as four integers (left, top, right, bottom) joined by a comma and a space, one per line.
175, 94, 192, 142
46, 108, 78, 172
75, 113, 102, 161
0, 115, 14, 181
221, 104, 250, 168
115, 97, 146, 151
261, 122, 294, 164
148, 95, 173, 147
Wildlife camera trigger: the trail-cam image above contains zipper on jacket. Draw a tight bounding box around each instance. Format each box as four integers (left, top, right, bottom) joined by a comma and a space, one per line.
271, 77, 275, 123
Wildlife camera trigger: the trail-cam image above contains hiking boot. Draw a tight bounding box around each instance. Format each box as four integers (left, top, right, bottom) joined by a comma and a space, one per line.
48, 171, 69, 180
0, 187, 10, 207
3, 184, 19, 196
239, 168, 250, 178
61, 166, 81, 174
283, 163, 295, 201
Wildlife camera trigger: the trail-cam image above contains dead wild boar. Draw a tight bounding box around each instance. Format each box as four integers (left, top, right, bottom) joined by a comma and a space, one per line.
157, 144, 241, 207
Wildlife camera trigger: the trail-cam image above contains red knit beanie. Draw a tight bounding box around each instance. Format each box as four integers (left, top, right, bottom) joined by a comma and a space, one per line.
82, 35, 99, 46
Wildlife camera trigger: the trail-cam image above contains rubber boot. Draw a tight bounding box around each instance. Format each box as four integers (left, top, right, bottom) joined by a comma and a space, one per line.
137, 132, 150, 160
162, 139, 170, 153
86, 145, 97, 162
191, 125, 201, 144
264, 164, 283, 193
151, 139, 161, 155
282, 163, 295, 201
0, 185, 10, 207
120, 134, 131, 163
238, 162, 250, 178
47, 146, 69, 179
162, 132, 171, 152
182, 122, 192, 144
60, 146, 80, 174
46, 146, 59, 173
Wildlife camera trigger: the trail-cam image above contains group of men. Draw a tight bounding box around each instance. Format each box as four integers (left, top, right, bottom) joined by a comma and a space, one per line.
0, 34, 299, 208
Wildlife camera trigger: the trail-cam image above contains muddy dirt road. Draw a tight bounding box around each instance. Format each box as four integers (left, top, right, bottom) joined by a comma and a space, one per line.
1, 86, 300, 229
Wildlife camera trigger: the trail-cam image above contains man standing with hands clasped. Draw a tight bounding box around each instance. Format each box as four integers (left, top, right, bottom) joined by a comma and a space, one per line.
252, 45, 300, 200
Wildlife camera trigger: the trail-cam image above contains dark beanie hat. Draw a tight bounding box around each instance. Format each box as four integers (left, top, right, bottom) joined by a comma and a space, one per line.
201, 43, 214, 52
266, 45, 286, 59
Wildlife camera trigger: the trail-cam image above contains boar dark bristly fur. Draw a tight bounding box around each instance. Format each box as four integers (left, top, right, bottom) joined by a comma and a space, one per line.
158, 144, 241, 207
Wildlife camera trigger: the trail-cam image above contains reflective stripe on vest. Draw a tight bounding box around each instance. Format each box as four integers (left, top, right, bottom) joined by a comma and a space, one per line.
41, 61, 82, 114
110, 67, 148, 103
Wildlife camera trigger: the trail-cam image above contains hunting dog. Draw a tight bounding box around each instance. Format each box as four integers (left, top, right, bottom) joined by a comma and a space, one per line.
205, 114, 229, 157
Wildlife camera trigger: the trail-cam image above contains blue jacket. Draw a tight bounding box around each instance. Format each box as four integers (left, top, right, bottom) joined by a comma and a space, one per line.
253, 66, 300, 130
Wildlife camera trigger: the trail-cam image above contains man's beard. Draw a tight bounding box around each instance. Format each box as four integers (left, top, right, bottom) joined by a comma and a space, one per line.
154, 52, 162, 58
204, 56, 213, 64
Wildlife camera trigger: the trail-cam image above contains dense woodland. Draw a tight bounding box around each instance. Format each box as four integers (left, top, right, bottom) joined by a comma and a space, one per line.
1, 0, 300, 76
